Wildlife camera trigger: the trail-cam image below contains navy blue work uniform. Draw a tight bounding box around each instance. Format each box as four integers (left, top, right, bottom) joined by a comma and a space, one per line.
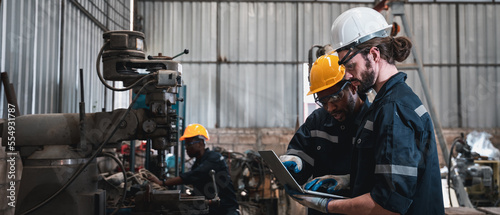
286, 99, 369, 215
180, 148, 240, 215
351, 72, 444, 214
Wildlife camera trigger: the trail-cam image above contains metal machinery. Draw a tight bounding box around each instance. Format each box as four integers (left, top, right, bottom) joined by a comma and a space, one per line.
0, 31, 209, 214
448, 134, 500, 208
214, 148, 279, 215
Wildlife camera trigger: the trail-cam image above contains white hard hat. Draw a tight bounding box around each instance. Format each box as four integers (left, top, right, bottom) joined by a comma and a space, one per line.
331, 7, 392, 52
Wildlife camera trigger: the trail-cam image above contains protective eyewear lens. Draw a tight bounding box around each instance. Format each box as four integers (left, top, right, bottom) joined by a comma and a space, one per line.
314, 81, 350, 107
185, 140, 202, 147
338, 48, 366, 70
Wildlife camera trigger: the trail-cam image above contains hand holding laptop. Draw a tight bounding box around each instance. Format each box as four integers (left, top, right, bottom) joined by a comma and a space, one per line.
258, 150, 348, 199
279, 155, 303, 173
304, 174, 350, 194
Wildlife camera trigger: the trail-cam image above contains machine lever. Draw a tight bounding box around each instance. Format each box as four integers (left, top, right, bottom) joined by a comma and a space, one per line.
208, 170, 220, 206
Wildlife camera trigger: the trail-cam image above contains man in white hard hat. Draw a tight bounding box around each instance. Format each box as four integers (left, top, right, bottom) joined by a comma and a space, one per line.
288, 7, 444, 215
281, 54, 369, 215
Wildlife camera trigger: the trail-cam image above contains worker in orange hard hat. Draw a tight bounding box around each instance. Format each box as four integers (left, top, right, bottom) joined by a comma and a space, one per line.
178, 123, 211, 158
281, 53, 370, 215
148, 124, 240, 215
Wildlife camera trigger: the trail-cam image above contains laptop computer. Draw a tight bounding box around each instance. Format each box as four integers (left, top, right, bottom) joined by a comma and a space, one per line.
258, 150, 348, 199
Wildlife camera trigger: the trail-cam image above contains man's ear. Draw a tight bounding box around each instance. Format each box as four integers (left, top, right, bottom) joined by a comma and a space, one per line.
369, 47, 380, 62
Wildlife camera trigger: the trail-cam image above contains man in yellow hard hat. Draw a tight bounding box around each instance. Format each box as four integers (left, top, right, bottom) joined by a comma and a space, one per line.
148, 124, 240, 215
281, 53, 370, 215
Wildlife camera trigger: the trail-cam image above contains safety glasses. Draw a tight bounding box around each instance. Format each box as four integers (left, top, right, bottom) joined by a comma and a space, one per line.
185, 139, 203, 147
338, 48, 366, 72
314, 81, 351, 107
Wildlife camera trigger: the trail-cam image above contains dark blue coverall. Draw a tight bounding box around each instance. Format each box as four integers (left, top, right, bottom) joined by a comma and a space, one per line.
286, 98, 369, 215
351, 72, 444, 214
180, 148, 240, 215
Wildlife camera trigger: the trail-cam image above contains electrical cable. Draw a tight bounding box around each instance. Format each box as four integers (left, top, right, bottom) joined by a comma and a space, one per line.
96, 41, 156, 91
19, 80, 156, 215
101, 152, 127, 215
307, 44, 324, 81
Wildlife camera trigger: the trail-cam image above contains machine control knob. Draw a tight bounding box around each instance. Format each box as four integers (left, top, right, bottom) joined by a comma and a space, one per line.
142, 119, 157, 133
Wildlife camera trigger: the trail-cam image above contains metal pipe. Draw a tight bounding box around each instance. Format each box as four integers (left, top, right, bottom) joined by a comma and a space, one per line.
79, 68, 87, 152
181, 86, 187, 174
216, 1, 221, 128
455, 5, 463, 127
130, 140, 136, 173
58, 0, 65, 113
1, 72, 21, 116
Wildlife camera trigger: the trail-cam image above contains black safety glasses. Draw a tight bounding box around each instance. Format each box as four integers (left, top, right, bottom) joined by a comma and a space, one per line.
338, 48, 366, 72
185, 139, 203, 147
314, 81, 351, 107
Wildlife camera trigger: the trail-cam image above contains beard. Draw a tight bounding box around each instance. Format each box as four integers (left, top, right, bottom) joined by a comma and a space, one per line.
357, 56, 376, 94
358, 69, 375, 94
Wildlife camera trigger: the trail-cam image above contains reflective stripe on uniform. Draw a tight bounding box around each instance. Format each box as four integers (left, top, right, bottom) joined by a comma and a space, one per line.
287, 149, 315, 166
364, 120, 374, 131
375, 164, 417, 177
310, 130, 338, 143
414, 105, 427, 117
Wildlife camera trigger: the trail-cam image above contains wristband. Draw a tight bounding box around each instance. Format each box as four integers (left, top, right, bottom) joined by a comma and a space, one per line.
325, 198, 334, 214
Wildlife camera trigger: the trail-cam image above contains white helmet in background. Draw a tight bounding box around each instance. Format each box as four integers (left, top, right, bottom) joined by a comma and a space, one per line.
330, 7, 392, 52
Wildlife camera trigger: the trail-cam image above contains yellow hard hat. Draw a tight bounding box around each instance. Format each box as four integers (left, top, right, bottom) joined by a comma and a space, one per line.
180, 123, 210, 141
307, 54, 345, 95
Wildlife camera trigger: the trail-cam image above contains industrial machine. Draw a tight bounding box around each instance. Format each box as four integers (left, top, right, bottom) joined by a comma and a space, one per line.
214, 147, 279, 215
0, 31, 210, 214
448, 133, 500, 207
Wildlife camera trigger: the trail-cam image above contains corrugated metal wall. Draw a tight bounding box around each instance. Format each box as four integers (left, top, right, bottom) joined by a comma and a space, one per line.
399, 4, 500, 128
1, 1, 498, 128
138, 1, 303, 128
137, 1, 500, 129
0, 0, 130, 118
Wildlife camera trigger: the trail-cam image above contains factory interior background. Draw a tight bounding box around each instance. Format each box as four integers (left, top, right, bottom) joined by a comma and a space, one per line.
1, 0, 500, 214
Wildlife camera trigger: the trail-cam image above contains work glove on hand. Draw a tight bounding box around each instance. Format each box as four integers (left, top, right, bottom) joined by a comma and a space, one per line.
284, 185, 332, 213
279, 155, 303, 173
304, 174, 350, 194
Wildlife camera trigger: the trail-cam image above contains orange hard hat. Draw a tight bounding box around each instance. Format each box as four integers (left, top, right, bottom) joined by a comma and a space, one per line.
179, 123, 210, 141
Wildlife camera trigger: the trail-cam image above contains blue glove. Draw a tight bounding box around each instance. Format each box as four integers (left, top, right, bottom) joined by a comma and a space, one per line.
304, 174, 350, 194
279, 155, 303, 173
